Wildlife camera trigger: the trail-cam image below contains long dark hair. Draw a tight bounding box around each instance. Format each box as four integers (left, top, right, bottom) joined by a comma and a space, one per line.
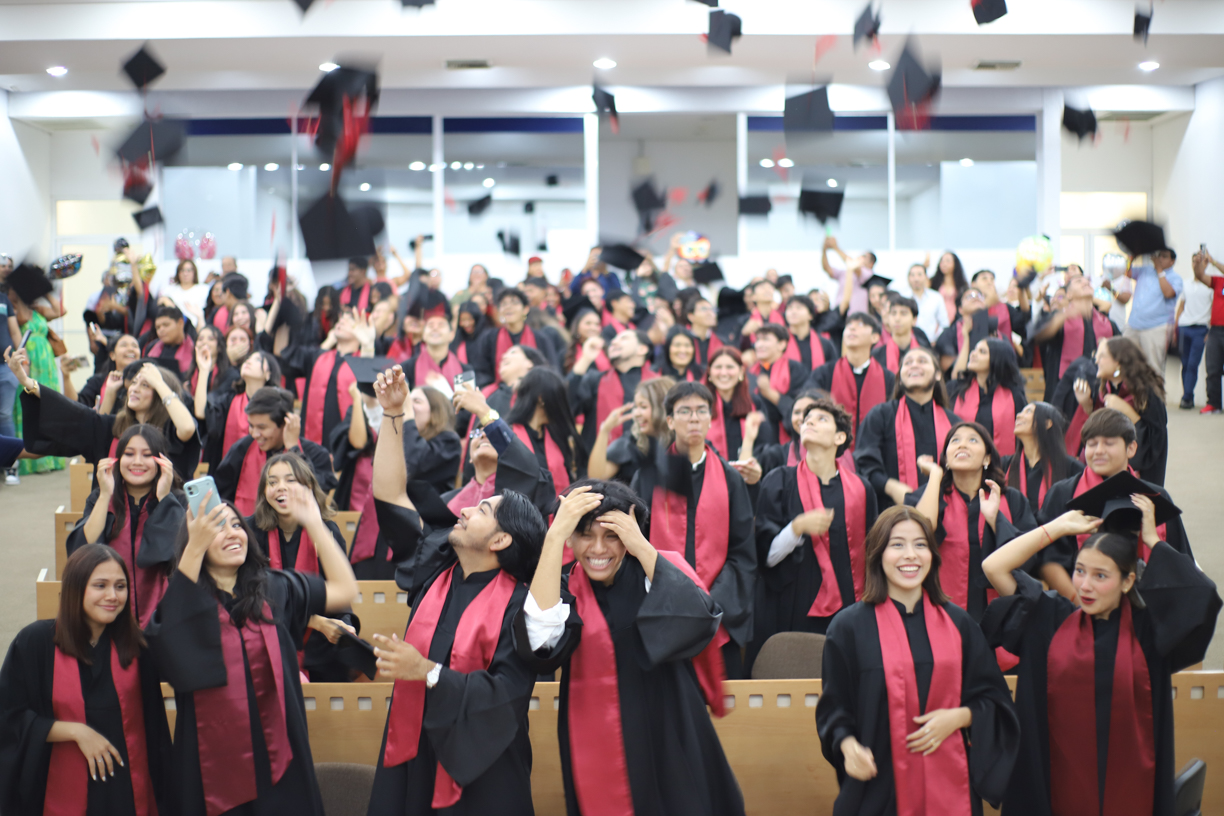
195, 324, 229, 387
312, 285, 341, 339
108, 424, 180, 531
703, 346, 754, 418
1007, 402, 1074, 490
505, 367, 587, 477
101, 333, 141, 378
891, 346, 951, 408
861, 506, 949, 605
455, 300, 488, 344
253, 452, 336, 532
175, 501, 273, 628
937, 421, 1007, 495
950, 338, 1024, 401
1101, 337, 1164, 412
931, 251, 968, 294
55, 544, 145, 666
565, 307, 601, 372
660, 325, 705, 381
112, 362, 183, 440
234, 350, 282, 394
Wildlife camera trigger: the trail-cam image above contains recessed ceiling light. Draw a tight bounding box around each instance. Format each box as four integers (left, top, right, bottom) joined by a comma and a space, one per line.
777, 157, 794, 168
476, 163, 485, 169
868, 60, 890, 72
826, 178, 838, 188
46, 66, 67, 77
593, 58, 617, 70
960, 157, 975, 166
429, 163, 443, 172
319, 163, 331, 171
319, 62, 339, 72
463, 162, 475, 170
450, 161, 462, 170
1139, 60, 1160, 72
227, 162, 243, 171
264, 163, 279, 171
483, 178, 496, 188
359, 182, 371, 191
759, 158, 775, 168
409, 161, 426, 171
295, 164, 304, 170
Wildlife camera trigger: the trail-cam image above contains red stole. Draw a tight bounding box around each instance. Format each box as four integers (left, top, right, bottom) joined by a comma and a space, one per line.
222, 392, 250, 457
876, 595, 972, 816
940, 488, 1012, 610
1059, 310, 1115, 378
751, 306, 785, 330
109, 499, 166, 629
304, 350, 355, 445
602, 312, 634, 334
211, 306, 229, 330
786, 329, 826, 369
880, 332, 918, 374
597, 366, 659, 443
348, 452, 381, 563
339, 283, 371, 312
895, 399, 953, 491
1015, 451, 1051, 508
706, 398, 746, 461
494, 325, 536, 383
46, 645, 156, 816
830, 358, 888, 450
266, 526, 320, 575
447, 472, 497, 518
694, 331, 723, 366
383, 566, 518, 808
753, 358, 791, 397
648, 444, 730, 589
234, 441, 268, 517
566, 551, 727, 816
512, 424, 570, 494
195, 601, 291, 816
386, 337, 415, 364
455, 339, 469, 365
1047, 600, 1155, 816
146, 335, 195, 377
414, 349, 465, 389
953, 383, 1016, 456
988, 302, 1011, 341
797, 459, 867, 616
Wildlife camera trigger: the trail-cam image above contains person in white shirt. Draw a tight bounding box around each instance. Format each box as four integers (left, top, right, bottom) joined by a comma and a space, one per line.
1175, 271, 1215, 409
891, 262, 951, 341
159, 259, 210, 327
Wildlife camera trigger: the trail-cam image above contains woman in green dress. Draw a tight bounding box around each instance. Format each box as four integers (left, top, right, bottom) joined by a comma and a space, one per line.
11, 292, 66, 475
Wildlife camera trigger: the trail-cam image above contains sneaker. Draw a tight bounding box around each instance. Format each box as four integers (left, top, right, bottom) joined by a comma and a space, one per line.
1201, 405, 1223, 415
4, 468, 18, 486
1180, 398, 1195, 410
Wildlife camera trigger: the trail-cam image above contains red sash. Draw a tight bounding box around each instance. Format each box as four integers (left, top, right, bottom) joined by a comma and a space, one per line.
750, 307, 785, 334
940, 488, 1012, 610
876, 595, 972, 816
211, 306, 229, 330
267, 526, 320, 575
895, 399, 953, 491
304, 350, 355, 445
494, 326, 536, 383
602, 313, 634, 334
566, 551, 727, 816
1047, 600, 1155, 816
1015, 450, 1051, 508
455, 339, 469, 365
880, 332, 918, 374
383, 566, 518, 808
108, 499, 167, 629
1059, 310, 1115, 378
830, 358, 888, 447
195, 602, 291, 816
339, 283, 371, 313
146, 335, 195, 378
386, 337, 415, 364
706, 398, 747, 461
512, 423, 570, 494
348, 452, 381, 563
753, 358, 791, 398
234, 440, 267, 517
953, 383, 1016, 456
695, 331, 723, 366
1069, 466, 1163, 559
988, 303, 1011, 341
797, 459, 867, 616
649, 444, 730, 589
46, 645, 156, 816
786, 330, 826, 369
413, 349, 465, 389
597, 366, 659, 443
222, 392, 250, 457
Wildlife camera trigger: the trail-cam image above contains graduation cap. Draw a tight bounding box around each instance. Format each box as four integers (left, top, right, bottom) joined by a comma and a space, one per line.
562, 296, 598, 326
497, 230, 521, 256
716, 285, 748, 319
6, 263, 53, 305
334, 630, 378, 680
784, 86, 835, 135
1065, 471, 1180, 533
121, 43, 166, 91
1114, 220, 1171, 258
690, 0, 718, 6
400, 0, 437, 6
739, 195, 772, 215
1062, 104, 1098, 141
853, 2, 882, 49
349, 204, 386, 241
299, 192, 378, 261
468, 194, 493, 217
49, 254, 83, 280
887, 40, 941, 127
133, 206, 163, 231
1134, 5, 1153, 45
524, 201, 535, 214
117, 118, 187, 165
122, 174, 152, 206
303, 64, 380, 156
864, 274, 891, 291
600, 244, 646, 272
592, 84, 620, 134
692, 261, 724, 285
707, 9, 742, 54
345, 356, 396, 396
631, 178, 667, 233
697, 180, 719, 206
798, 189, 844, 223
971, 0, 1007, 26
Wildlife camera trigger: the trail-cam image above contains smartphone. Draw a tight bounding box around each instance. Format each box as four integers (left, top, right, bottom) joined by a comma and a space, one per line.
18, 329, 32, 350
184, 476, 222, 520
454, 370, 476, 392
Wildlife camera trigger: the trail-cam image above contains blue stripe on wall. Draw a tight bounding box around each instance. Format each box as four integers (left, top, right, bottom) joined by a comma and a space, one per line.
747, 114, 1035, 132
442, 117, 585, 133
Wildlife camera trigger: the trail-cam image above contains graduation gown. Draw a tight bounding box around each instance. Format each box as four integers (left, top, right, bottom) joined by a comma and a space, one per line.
947, 381, 1028, 456
514, 556, 746, 816
603, 434, 656, 487
0, 621, 172, 816
1035, 311, 1120, 402
568, 365, 653, 452
980, 545, 1221, 816
213, 435, 338, 510
145, 569, 328, 816
282, 346, 356, 447
1001, 452, 1083, 515
471, 325, 561, 387
201, 388, 250, 477
402, 420, 463, 497
805, 359, 897, 440
19, 386, 201, 484
788, 329, 838, 372
854, 398, 962, 507
816, 599, 1021, 816
367, 528, 537, 816
1067, 391, 1169, 485
748, 358, 809, 444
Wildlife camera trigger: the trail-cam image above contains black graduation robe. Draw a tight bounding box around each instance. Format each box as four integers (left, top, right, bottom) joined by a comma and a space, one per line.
568, 365, 648, 452
1034, 311, 1121, 402
0, 621, 172, 816
804, 359, 897, 438
816, 599, 1021, 816
946, 381, 1028, 445
281, 346, 354, 448
853, 398, 963, 507
213, 435, 338, 504
402, 420, 463, 497
367, 523, 537, 816
145, 569, 328, 816
748, 358, 810, 443
980, 544, 1221, 816
751, 465, 879, 662
201, 387, 249, 477
1001, 452, 1083, 515
790, 329, 839, 372
471, 325, 561, 387
706, 396, 773, 463
19, 386, 201, 484
605, 434, 656, 487
513, 556, 746, 816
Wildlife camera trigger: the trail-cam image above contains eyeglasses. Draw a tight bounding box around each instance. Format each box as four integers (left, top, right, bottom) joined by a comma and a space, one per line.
673, 407, 712, 419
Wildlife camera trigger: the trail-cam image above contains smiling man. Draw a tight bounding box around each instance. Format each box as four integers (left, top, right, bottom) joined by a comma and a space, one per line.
569, 328, 659, 451
517, 478, 746, 816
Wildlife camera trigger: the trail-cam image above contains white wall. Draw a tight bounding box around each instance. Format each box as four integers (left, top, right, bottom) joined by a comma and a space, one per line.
1153, 76, 1224, 264
1062, 120, 1153, 195
0, 92, 52, 263
940, 161, 1037, 250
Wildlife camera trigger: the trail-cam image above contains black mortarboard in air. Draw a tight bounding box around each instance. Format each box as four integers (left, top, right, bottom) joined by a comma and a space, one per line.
497, 230, 521, 256
854, 3, 882, 49
972, 0, 1008, 26
631, 178, 667, 233
117, 118, 187, 165
692, 261, 724, 285
349, 204, 386, 241
784, 86, 835, 134
698, 180, 719, 206
122, 44, 166, 91
468, 195, 493, 217
304, 64, 380, 156
864, 274, 892, 291
716, 285, 748, 319
887, 40, 941, 123
6, 263, 54, 305
707, 10, 742, 54
346, 356, 396, 397
299, 193, 377, 260
690, 0, 718, 6
123, 176, 152, 206
401, 0, 437, 7
592, 84, 619, 133
601, 244, 646, 271
1134, 5, 1153, 44
1114, 220, 1172, 258
333, 630, 378, 680
1065, 471, 1180, 533
1062, 104, 1098, 141
798, 189, 844, 223
739, 195, 772, 215
290, 0, 316, 12
133, 206, 163, 231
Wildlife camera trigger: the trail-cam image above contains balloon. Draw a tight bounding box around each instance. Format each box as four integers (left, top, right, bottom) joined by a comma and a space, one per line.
1015, 235, 1053, 275
198, 232, 217, 259
174, 233, 195, 260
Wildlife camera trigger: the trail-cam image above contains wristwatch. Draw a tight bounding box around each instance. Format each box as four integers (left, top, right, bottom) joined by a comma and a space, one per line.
479, 408, 500, 426
425, 662, 442, 688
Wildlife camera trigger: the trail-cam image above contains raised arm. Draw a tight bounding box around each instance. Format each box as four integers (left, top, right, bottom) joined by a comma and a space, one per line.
139, 363, 196, 442
529, 485, 604, 612
372, 365, 412, 508
82, 462, 116, 543
192, 344, 214, 420
346, 383, 368, 452
1033, 308, 1068, 343
587, 404, 629, 479
286, 484, 358, 612
981, 510, 1100, 597
913, 456, 943, 527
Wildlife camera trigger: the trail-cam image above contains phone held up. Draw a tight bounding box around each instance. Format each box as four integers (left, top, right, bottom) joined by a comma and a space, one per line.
184, 475, 223, 525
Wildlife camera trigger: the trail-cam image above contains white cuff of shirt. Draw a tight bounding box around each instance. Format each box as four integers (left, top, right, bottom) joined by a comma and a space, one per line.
523, 592, 571, 652
767, 522, 805, 568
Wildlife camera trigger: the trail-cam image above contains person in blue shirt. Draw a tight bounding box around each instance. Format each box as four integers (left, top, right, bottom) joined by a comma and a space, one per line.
1122, 247, 1183, 376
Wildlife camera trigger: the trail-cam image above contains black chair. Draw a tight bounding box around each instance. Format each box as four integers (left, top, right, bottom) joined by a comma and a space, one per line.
315, 762, 376, 816
1174, 758, 1206, 816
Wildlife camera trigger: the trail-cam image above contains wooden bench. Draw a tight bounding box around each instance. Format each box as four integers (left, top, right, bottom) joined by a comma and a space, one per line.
1021, 366, 1046, 404
332, 511, 360, 555
69, 461, 94, 513
54, 507, 83, 580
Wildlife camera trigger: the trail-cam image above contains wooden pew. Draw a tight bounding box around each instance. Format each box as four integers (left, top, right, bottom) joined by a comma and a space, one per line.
1021, 367, 1046, 404
350, 581, 411, 644
54, 507, 83, 580
69, 461, 94, 513
36, 569, 60, 620
333, 511, 360, 554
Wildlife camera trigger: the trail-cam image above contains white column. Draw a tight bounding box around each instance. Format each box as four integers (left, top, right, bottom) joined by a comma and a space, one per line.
887, 112, 896, 251
1036, 88, 1063, 249
432, 114, 445, 256
583, 113, 599, 246
290, 113, 299, 259
736, 112, 748, 257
